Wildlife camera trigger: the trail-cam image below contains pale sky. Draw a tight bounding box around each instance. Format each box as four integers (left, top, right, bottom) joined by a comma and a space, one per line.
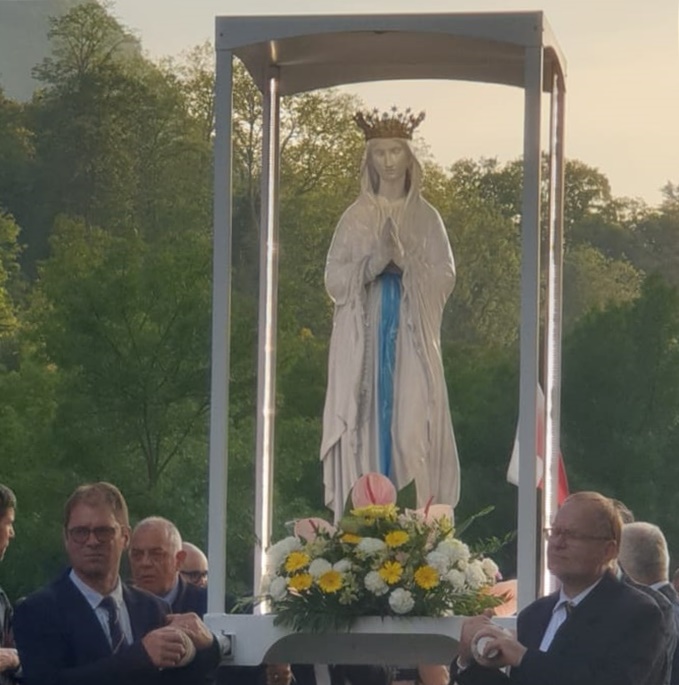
113, 0, 679, 207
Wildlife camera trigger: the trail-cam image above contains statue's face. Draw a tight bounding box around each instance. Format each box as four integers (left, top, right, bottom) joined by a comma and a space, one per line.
369, 139, 409, 184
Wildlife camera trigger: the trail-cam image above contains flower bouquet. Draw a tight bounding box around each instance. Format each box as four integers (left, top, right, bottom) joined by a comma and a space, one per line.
262, 474, 504, 632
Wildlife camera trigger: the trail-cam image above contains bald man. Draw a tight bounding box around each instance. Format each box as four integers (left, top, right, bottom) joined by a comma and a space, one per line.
180, 542, 208, 589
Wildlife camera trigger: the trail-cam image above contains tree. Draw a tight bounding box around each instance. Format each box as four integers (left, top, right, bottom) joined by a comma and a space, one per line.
0, 88, 34, 223
0, 212, 21, 345
31, 1, 140, 89
562, 274, 679, 556
22, 2, 210, 265
32, 216, 212, 491
563, 243, 641, 329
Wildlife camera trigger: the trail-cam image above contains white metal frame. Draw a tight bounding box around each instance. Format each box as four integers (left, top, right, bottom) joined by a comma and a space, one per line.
207, 11, 566, 662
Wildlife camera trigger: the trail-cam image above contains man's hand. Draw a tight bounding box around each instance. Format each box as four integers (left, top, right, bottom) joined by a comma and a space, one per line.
142, 626, 190, 669
166, 612, 214, 650
417, 664, 449, 685
472, 626, 526, 669
0, 647, 20, 672
457, 609, 495, 667
265, 663, 292, 685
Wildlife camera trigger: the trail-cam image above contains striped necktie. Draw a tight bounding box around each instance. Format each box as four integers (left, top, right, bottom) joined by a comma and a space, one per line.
99, 596, 126, 653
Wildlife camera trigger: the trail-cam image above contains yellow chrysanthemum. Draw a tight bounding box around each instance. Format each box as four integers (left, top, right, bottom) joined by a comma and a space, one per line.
341, 533, 361, 544
351, 504, 398, 520
414, 565, 440, 590
384, 530, 410, 548
379, 560, 404, 585
317, 570, 343, 593
287, 573, 313, 592
284, 551, 310, 573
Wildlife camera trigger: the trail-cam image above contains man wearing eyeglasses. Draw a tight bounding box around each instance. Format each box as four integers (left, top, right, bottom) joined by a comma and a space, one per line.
129, 517, 206, 616
180, 542, 209, 589
12, 482, 221, 685
452, 491, 667, 685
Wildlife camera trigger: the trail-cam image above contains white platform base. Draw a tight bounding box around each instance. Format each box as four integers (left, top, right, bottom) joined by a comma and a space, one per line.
205, 614, 516, 665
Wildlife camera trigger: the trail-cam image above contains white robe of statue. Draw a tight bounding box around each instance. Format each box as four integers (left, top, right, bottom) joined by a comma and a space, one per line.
320, 136, 460, 519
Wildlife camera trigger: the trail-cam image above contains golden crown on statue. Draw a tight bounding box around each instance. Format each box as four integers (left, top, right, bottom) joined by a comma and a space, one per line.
354, 107, 426, 141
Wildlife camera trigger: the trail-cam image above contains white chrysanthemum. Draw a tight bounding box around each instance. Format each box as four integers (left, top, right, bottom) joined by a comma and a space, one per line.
465, 560, 487, 589
333, 558, 352, 573
481, 558, 499, 580
425, 551, 450, 574
357, 537, 387, 555
308, 558, 333, 578
443, 568, 466, 591
365, 571, 389, 596
267, 536, 302, 568
268, 576, 288, 601
389, 588, 415, 614
436, 538, 470, 565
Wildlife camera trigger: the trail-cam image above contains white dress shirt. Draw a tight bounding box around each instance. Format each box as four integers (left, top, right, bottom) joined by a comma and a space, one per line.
539, 579, 601, 652
69, 569, 133, 646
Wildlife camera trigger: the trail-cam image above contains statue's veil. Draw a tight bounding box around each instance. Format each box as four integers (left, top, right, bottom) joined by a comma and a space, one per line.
359, 139, 423, 206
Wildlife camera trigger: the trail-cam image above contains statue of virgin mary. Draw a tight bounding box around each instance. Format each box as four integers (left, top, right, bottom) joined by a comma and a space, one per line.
320, 108, 461, 520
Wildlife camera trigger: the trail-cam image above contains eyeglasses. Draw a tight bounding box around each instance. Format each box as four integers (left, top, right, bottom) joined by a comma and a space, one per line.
180, 570, 209, 583
129, 548, 169, 563
68, 526, 118, 544
543, 527, 613, 543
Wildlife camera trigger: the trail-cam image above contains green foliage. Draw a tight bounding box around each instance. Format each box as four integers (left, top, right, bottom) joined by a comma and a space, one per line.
0, 213, 22, 342
563, 243, 642, 328
32, 216, 212, 490
562, 275, 679, 557
32, 1, 140, 88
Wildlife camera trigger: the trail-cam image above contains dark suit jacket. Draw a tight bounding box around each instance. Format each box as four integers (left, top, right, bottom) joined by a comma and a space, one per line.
0, 585, 19, 685
620, 573, 677, 685
455, 571, 666, 685
13, 570, 220, 685
171, 575, 207, 616
657, 582, 679, 685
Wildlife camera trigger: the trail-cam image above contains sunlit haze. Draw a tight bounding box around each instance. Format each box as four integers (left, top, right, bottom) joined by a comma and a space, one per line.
112, 0, 679, 206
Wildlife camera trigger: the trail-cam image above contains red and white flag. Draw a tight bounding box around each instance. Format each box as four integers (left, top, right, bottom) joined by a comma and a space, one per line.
506, 384, 569, 505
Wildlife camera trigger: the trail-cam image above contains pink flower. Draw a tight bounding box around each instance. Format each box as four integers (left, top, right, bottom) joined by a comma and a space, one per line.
419, 503, 454, 524
293, 517, 335, 542
351, 473, 397, 508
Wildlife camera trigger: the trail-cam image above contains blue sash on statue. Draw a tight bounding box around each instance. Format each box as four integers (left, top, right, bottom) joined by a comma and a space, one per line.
378, 271, 401, 478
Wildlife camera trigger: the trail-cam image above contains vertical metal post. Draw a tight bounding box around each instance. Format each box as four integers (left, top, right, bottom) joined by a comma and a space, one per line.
207, 47, 233, 614
253, 72, 281, 609
541, 69, 566, 595
517, 45, 543, 611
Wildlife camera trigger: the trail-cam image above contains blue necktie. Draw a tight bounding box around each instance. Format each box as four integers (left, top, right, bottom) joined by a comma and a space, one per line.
99, 596, 126, 653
